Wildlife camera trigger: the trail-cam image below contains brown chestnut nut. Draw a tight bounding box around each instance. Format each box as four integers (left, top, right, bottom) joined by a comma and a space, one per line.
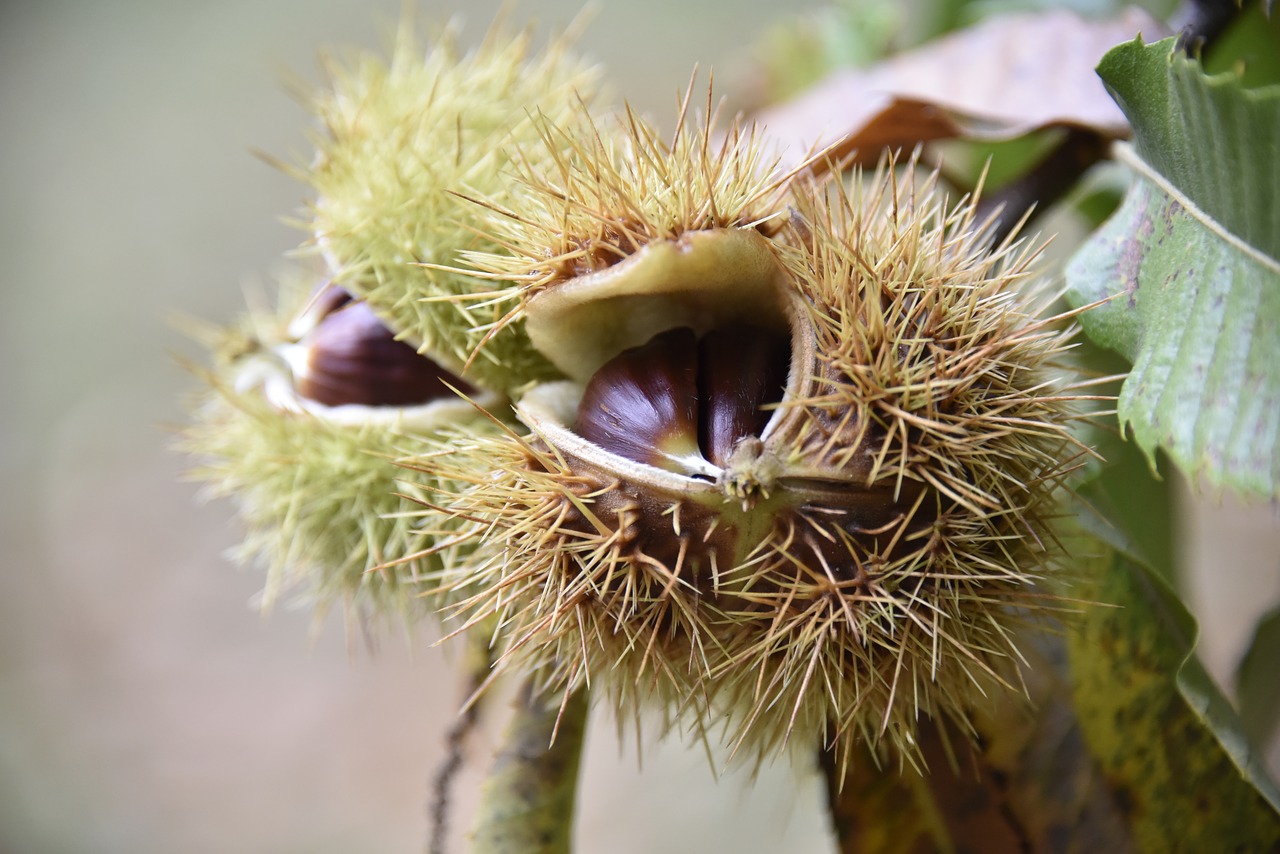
575, 325, 789, 475
296, 298, 476, 408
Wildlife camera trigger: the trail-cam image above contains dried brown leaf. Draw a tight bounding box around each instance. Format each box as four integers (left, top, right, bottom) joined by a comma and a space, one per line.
754, 8, 1170, 169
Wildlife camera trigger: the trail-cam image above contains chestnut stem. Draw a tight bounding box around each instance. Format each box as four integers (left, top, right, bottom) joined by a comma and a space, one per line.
818, 727, 856, 849
1172, 0, 1246, 56
428, 636, 492, 854
973, 128, 1110, 248
818, 724, 1034, 854
468, 681, 589, 854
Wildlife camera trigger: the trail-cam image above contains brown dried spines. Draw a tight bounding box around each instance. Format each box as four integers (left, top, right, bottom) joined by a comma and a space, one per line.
425, 426, 735, 709
451, 96, 815, 375
775, 168, 1084, 516
462, 103, 795, 293
412, 158, 1096, 768
711, 166, 1093, 764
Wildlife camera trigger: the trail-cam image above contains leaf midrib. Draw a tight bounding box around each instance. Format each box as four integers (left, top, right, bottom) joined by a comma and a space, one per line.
1115, 142, 1280, 275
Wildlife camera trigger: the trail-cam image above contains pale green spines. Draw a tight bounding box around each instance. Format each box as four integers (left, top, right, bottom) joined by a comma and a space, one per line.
306, 25, 603, 395
185, 275, 499, 626
189, 388, 435, 622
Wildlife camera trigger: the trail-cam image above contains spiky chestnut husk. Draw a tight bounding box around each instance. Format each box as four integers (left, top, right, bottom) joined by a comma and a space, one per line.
304, 22, 603, 395
448, 97, 813, 380
704, 169, 1097, 767
415, 142, 1098, 768
183, 272, 502, 626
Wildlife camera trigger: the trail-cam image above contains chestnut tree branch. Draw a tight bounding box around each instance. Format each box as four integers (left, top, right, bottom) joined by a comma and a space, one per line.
973, 128, 1110, 247
428, 636, 493, 854
468, 682, 589, 854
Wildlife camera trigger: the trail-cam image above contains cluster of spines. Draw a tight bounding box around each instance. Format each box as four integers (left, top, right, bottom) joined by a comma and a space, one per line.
189, 13, 1101, 769
183, 276, 476, 626
406, 151, 1099, 768
702, 496, 1035, 770
712, 168, 1096, 765
449, 90, 811, 315
188, 22, 611, 629
780, 168, 1089, 516
417, 422, 1008, 767
304, 22, 603, 394
424, 429, 724, 703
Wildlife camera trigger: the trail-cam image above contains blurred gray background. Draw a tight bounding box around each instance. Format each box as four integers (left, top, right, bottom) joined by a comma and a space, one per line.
2, 2, 1276, 853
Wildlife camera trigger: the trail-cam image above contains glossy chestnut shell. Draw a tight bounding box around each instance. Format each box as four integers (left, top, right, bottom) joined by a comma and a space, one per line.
297, 296, 476, 408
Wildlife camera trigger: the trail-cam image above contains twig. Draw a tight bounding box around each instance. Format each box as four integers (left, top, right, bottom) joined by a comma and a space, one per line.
973, 128, 1110, 247
469, 682, 589, 854
1172, 0, 1246, 56
428, 636, 493, 854
818, 725, 856, 846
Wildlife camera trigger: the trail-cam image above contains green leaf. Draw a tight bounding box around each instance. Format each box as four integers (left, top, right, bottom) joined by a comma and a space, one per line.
1203, 3, 1280, 90
1068, 509, 1280, 850
825, 503, 1280, 850
1065, 36, 1280, 499
1068, 412, 1280, 847
828, 699, 1136, 854
1073, 340, 1177, 582
1238, 604, 1280, 752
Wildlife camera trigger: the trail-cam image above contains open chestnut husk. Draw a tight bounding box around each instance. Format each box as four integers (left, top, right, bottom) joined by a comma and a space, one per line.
419, 154, 1096, 767
185, 274, 502, 624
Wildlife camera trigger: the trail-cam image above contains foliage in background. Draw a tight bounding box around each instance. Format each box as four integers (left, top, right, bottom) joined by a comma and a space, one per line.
743, 0, 1183, 106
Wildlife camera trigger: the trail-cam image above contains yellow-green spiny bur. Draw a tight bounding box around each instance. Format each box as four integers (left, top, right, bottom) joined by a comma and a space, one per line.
305, 23, 603, 395
183, 275, 499, 628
